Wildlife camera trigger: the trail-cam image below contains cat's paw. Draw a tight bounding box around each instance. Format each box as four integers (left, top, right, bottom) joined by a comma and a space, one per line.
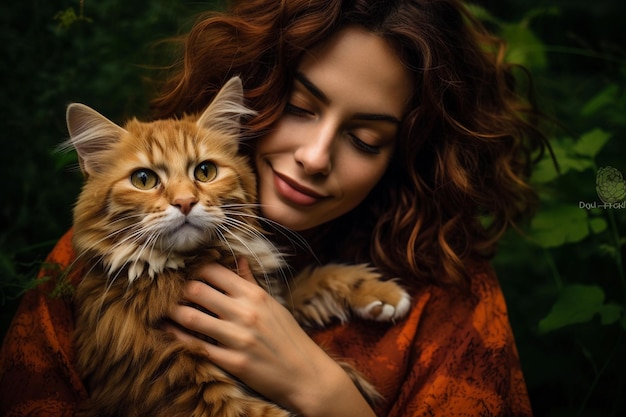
351, 279, 411, 322
289, 263, 411, 327
354, 295, 411, 322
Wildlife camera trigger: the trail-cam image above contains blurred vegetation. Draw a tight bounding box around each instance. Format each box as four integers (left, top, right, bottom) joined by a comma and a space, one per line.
475, 1, 626, 416
0, 0, 624, 416
0, 0, 215, 327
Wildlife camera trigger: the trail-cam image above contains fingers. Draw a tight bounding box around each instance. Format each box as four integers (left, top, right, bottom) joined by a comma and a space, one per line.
172, 259, 261, 337
169, 302, 235, 345
193, 259, 258, 296
162, 321, 203, 346
163, 318, 235, 365
169, 259, 270, 355
236, 257, 256, 285
193, 262, 236, 293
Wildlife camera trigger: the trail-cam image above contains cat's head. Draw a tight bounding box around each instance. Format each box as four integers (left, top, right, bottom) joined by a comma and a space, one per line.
66, 77, 267, 280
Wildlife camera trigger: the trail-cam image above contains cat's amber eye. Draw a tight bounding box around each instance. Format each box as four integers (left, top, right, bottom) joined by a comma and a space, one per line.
194, 161, 218, 182
130, 169, 159, 190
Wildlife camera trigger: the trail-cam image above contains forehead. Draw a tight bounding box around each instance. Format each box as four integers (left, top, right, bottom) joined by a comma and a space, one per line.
297, 25, 414, 119
118, 120, 237, 169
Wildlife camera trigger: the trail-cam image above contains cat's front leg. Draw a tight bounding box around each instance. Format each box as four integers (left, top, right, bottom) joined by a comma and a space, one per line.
288, 264, 411, 327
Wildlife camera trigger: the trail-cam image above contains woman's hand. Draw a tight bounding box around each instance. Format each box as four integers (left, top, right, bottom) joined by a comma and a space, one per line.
167, 259, 376, 417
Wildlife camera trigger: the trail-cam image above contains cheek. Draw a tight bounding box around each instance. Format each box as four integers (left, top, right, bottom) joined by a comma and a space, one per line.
339, 157, 389, 199
255, 118, 295, 156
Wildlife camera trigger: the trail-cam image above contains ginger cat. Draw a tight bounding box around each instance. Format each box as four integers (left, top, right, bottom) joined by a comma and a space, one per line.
67, 77, 411, 417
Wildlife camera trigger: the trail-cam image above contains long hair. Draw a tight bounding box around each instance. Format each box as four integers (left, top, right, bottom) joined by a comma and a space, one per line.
152, 0, 548, 285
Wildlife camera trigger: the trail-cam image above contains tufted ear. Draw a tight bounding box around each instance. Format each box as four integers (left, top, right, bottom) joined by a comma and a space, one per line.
196, 76, 257, 138
65, 103, 127, 176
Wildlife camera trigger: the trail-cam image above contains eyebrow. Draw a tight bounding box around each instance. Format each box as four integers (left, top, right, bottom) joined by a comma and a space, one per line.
293, 71, 402, 125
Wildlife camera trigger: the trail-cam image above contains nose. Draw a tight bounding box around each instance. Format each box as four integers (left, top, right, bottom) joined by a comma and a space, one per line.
294, 124, 335, 176
172, 196, 198, 215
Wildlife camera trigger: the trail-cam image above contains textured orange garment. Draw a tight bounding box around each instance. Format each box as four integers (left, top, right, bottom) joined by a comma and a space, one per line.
0, 230, 532, 416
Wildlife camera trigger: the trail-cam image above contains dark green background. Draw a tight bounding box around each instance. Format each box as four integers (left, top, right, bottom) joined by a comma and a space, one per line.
1, 1, 624, 416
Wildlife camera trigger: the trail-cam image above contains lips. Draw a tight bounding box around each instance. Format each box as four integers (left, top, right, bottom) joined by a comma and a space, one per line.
273, 171, 327, 206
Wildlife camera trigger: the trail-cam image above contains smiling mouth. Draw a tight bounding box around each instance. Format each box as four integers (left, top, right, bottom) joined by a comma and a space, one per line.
273, 171, 328, 206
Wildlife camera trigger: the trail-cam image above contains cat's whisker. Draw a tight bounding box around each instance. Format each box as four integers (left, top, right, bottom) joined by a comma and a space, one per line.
219, 216, 275, 251
220, 209, 286, 243
128, 223, 176, 279
78, 223, 157, 280
221, 217, 292, 264
215, 223, 288, 299
70, 80, 396, 415
80, 220, 143, 253
221, 206, 316, 260
214, 228, 280, 300
212, 225, 279, 295
220, 215, 270, 242
219, 215, 294, 293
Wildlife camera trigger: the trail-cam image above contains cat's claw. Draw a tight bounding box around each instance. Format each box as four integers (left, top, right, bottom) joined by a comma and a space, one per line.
356, 292, 411, 322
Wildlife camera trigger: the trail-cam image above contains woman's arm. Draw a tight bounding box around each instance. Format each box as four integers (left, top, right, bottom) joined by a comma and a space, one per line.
168, 260, 377, 417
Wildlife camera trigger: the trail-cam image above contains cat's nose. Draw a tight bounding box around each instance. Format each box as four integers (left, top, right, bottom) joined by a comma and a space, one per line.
172, 197, 198, 215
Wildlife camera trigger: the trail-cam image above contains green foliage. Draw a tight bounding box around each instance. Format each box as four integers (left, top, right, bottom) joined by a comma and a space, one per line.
528, 204, 605, 248
538, 284, 623, 333
0, 0, 217, 334
475, 1, 626, 415
54, 0, 93, 29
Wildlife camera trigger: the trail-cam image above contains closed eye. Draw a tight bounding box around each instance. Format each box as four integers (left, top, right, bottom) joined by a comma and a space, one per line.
284, 103, 314, 117
349, 133, 381, 154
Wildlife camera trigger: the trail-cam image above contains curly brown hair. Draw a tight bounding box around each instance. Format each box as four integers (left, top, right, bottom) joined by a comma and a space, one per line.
152, 0, 548, 286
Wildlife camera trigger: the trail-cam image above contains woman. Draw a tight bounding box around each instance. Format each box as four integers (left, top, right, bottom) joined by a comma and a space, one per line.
0, 0, 547, 416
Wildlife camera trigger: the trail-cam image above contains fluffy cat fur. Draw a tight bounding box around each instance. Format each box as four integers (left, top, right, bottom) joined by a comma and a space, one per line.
67, 77, 411, 417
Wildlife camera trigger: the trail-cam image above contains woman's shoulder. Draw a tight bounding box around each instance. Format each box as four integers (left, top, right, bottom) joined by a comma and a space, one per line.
310, 260, 509, 349
408, 260, 512, 337
309, 261, 529, 416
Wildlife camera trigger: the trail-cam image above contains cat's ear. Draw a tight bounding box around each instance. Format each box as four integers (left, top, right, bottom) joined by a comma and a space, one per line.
65, 103, 127, 176
196, 76, 257, 137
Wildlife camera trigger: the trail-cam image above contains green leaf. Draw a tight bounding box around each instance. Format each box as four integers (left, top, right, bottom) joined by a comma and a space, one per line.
597, 243, 619, 260
530, 136, 595, 184
501, 24, 547, 70
531, 157, 559, 183
53, 6, 92, 30
572, 129, 612, 158
520, 6, 561, 23
530, 205, 589, 248
465, 3, 502, 25
599, 303, 623, 325
53, 8, 79, 30
581, 84, 620, 116
589, 217, 608, 234
538, 285, 623, 333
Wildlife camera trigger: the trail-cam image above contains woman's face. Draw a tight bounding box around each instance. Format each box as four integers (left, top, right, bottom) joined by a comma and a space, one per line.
255, 26, 414, 231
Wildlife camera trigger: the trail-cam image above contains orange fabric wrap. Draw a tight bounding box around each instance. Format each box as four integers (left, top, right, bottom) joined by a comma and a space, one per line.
0, 231, 531, 416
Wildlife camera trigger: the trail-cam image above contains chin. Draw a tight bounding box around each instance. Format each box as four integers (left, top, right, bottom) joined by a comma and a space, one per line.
163, 228, 207, 252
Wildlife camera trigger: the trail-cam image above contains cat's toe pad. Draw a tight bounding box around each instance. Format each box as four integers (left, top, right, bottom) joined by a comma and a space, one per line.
355, 292, 411, 322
